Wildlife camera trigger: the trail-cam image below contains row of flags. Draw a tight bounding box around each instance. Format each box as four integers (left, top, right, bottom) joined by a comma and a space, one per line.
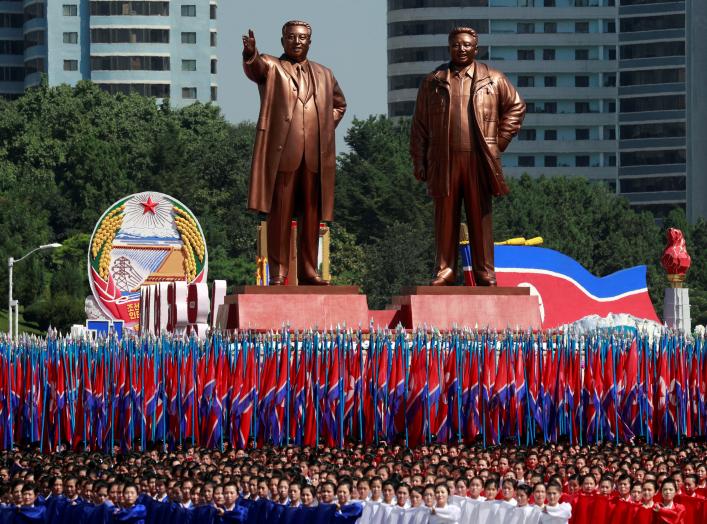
0, 329, 704, 452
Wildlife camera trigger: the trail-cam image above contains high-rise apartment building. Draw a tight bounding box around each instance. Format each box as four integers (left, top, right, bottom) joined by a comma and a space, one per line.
1, 0, 218, 107
618, 0, 705, 223
0, 1, 25, 99
387, 0, 706, 221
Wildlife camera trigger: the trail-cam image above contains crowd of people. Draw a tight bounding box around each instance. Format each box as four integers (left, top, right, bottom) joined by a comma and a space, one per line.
0, 440, 706, 523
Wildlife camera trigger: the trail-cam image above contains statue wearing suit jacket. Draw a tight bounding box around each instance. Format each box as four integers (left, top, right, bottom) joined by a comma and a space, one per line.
242, 21, 346, 285
410, 27, 525, 287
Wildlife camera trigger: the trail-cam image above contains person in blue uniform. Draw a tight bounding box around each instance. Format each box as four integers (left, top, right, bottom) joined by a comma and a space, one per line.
113, 484, 146, 524
16, 484, 46, 524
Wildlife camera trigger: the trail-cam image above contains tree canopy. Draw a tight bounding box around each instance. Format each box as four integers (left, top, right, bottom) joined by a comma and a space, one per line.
0, 83, 703, 330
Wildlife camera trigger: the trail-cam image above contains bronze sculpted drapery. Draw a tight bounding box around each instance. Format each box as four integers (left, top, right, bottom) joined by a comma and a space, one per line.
410, 27, 525, 286
243, 22, 346, 285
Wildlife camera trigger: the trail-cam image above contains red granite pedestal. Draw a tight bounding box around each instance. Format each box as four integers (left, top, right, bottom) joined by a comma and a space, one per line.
220, 286, 369, 331
390, 286, 542, 331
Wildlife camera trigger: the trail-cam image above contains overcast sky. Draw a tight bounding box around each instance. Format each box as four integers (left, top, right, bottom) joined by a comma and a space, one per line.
216, 1, 388, 150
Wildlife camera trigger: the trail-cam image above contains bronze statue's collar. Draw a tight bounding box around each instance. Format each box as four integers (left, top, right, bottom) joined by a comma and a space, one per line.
279, 55, 311, 85
451, 62, 475, 79
280, 55, 309, 68
433, 62, 490, 91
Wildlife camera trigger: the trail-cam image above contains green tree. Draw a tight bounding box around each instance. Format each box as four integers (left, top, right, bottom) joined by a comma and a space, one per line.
336, 116, 432, 244
328, 223, 366, 287
363, 221, 434, 309
0, 82, 259, 330
335, 117, 435, 306
0, 182, 53, 307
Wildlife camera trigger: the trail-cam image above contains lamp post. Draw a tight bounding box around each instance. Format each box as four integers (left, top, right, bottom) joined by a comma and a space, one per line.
7, 243, 62, 341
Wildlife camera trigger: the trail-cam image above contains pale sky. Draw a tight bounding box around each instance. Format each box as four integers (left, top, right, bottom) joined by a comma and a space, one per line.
216, 1, 388, 150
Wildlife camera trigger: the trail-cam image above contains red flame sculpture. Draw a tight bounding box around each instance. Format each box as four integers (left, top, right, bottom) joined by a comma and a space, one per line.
661, 228, 691, 287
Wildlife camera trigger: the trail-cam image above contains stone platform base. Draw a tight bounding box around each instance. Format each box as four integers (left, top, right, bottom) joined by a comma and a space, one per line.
219, 286, 369, 331
390, 286, 542, 330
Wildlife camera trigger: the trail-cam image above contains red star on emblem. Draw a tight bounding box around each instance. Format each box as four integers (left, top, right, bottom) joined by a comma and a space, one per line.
141, 196, 158, 215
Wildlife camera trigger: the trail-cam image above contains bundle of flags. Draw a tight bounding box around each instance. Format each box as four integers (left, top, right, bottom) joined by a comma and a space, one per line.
0, 328, 704, 451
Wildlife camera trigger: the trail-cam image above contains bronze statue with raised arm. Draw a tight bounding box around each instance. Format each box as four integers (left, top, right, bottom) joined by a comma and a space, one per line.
242, 21, 346, 285
410, 27, 525, 286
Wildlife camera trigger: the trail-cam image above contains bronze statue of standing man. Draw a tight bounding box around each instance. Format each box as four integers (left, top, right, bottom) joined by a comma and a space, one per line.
243, 21, 346, 285
410, 27, 525, 286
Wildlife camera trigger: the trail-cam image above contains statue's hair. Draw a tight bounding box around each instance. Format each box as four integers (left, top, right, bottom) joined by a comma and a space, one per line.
448, 26, 478, 44
282, 20, 312, 36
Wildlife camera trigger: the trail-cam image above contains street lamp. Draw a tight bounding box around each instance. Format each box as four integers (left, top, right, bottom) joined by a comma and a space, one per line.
8, 243, 62, 341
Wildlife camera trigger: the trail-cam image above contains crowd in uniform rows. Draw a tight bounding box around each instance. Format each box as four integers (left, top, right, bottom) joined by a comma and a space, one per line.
1, 441, 706, 523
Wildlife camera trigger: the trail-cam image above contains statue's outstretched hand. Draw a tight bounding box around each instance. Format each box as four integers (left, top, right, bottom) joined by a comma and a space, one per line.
243, 29, 256, 58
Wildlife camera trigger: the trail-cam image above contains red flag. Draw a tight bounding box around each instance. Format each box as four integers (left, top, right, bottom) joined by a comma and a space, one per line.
196, 354, 207, 404
442, 348, 459, 440
593, 348, 604, 432
654, 347, 670, 443
406, 348, 427, 447
464, 349, 480, 443
345, 346, 361, 432
181, 352, 195, 441
257, 351, 277, 446
273, 345, 290, 444
428, 346, 442, 439
620, 339, 639, 432
323, 345, 341, 446
482, 343, 495, 442
688, 353, 698, 437
166, 354, 180, 442
143, 353, 156, 436
361, 350, 376, 445
236, 348, 256, 449
375, 345, 389, 437
229, 348, 244, 448
513, 346, 526, 440
303, 351, 317, 446
205, 349, 226, 448
292, 349, 306, 441
643, 344, 654, 442
571, 346, 582, 442
72, 353, 91, 451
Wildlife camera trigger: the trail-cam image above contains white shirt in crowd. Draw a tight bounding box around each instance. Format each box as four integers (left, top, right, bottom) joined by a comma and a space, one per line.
355, 497, 569, 524
539, 502, 572, 524
429, 504, 461, 524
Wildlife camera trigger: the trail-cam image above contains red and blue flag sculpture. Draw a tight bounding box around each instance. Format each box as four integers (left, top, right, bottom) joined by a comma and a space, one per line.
495, 245, 660, 328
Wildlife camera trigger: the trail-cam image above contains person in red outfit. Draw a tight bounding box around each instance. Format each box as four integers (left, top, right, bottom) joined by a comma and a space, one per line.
675, 475, 705, 524
654, 479, 686, 524
608, 474, 636, 524
569, 475, 603, 524
598, 477, 614, 497
627, 479, 660, 524
642, 480, 658, 509
560, 475, 580, 504
614, 474, 632, 502
630, 482, 643, 503
682, 475, 702, 498
696, 464, 707, 489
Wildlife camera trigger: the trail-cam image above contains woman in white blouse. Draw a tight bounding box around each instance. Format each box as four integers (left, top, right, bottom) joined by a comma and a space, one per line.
541, 483, 572, 524
429, 483, 461, 524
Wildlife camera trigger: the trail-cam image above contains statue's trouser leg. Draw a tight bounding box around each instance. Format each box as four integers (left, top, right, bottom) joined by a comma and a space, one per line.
295, 166, 321, 282
433, 151, 495, 285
